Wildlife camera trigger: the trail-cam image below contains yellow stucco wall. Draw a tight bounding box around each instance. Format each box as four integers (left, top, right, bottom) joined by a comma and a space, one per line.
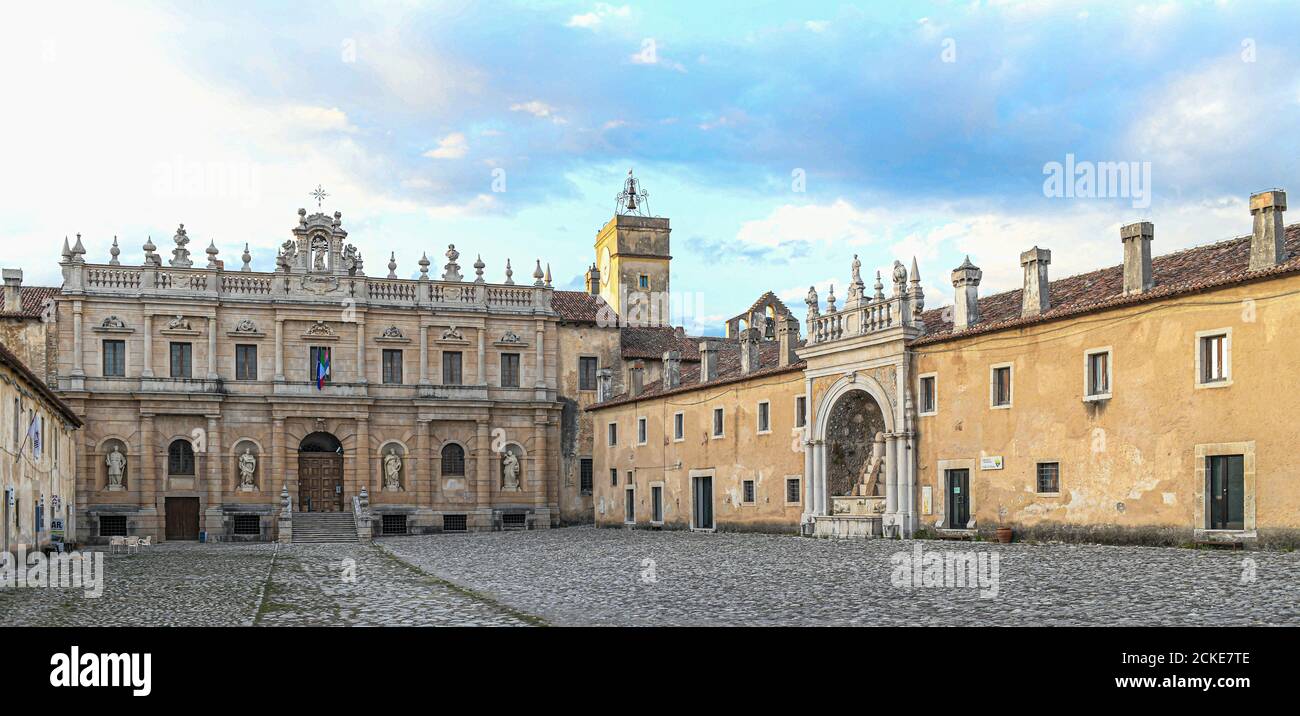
1, 361, 79, 555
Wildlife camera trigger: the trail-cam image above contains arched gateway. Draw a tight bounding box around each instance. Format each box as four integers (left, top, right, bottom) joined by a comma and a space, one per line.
298, 432, 344, 512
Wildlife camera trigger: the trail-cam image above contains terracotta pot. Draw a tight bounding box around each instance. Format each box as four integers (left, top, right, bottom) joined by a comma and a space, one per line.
996, 527, 1013, 544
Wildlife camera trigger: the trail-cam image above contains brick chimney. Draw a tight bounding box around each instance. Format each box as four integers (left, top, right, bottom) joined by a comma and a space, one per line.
739, 328, 761, 374
1120, 221, 1154, 295
2, 269, 22, 314
628, 360, 645, 396
1019, 247, 1051, 317
662, 350, 681, 389
699, 340, 718, 383
776, 314, 800, 366
1249, 189, 1287, 271
585, 263, 601, 295
951, 256, 982, 331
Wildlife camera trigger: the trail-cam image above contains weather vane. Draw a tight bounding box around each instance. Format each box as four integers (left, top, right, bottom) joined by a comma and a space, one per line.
616, 169, 650, 216
310, 184, 329, 209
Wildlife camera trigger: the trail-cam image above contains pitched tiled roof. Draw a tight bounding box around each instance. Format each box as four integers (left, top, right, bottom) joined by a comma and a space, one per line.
0, 285, 59, 318
0, 340, 82, 427
620, 326, 719, 361
590, 339, 806, 410
551, 290, 604, 323
913, 224, 1300, 346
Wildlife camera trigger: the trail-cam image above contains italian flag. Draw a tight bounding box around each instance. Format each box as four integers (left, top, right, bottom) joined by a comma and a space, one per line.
316, 348, 331, 390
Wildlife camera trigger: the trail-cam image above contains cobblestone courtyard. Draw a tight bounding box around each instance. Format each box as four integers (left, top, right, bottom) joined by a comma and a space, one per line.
3, 528, 1297, 626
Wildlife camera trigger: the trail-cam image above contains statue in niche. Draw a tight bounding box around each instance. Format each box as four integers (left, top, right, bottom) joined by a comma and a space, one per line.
311, 236, 329, 272
106, 446, 127, 488
238, 448, 257, 488
501, 449, 521, 490
384, 448, 403, 491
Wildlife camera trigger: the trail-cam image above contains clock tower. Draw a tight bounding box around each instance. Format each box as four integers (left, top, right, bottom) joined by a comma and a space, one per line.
594, 171, 672, 327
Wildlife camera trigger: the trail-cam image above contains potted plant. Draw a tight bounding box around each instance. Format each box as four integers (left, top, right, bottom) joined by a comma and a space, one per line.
996, 526, 1013, 544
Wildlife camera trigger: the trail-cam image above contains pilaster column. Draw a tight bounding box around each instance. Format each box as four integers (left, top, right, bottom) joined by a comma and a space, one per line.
272, 418, 288, 501
419, 325, 430, 386
141, 315, 154, 378
353, 417, 370, 499
534, 416, 550, 509
206, 415, 223, 511
416, 419, 431, 507
207, 315, 219, 379
803, 439, 814, 518
72, 300, 84, 376
534, 320, 546, 389
274, 318, 285, 381
811, 439, 824, 516
475, 420, 490, 510
139, 414, 156, 506
477, 328, 487, 386
884, 434, 898, 518
355, 316, 367, 385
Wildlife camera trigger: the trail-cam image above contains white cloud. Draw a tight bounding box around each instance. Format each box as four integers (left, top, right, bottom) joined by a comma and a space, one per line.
566, 4, 630, 30
510, 100, 567, 124
805, 20, 830, 33
630, 38, 686, 72
423, 132, 470, 160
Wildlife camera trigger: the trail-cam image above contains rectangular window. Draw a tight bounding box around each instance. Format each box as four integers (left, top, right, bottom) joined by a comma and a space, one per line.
919, 375, 937, 414
742, 479, 756, 504
651, 485, 664, 523
607, 422, 618, 446
673, 412, 684, 441
579, 458, 593, 495
625, 488, 636, 524
310, 346, 332, 385
637, 416, 647, 445
610, 468, 618, 487
381, 514, 408, 535
442, 351, 463, 385
757, 401, 771, 433
638, 274, 650, 289
712, 407, 724, 437
1200, 333, 1228, 384
1086, 350, 1110, 398
579, 357, 598, 391
786, 477, 802, 504
382, 349, 403, 385
103, 340, 126, 377
795, 396, 807, 428
500, 352, 520, 387
169, 342, 192, 379
991, 365, 1012, 407
235, 344, 258, 381
233, 514, 261, 535
99, 515, 127, 537
1036, 462, 1060, 494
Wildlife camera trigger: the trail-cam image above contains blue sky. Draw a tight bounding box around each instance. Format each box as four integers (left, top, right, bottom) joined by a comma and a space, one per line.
3, 1, 1298, 334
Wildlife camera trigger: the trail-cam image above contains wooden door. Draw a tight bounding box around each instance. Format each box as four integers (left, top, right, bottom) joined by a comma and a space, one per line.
299, 454, 344, 512
165, 497, 200, 540
1207, 455, 1244, 530
946, 469, 970, 529
693, 475, 714, 530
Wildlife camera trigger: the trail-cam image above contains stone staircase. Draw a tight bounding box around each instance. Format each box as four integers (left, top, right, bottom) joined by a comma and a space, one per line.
291, 512, 360, 544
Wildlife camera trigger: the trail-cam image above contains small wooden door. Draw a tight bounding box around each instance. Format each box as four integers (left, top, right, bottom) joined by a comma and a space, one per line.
693, 475, 714, 530
1207, 455, 1244, 530
299, 454, 344, 512
165, 497, 200, 541
946, 469, 970, 529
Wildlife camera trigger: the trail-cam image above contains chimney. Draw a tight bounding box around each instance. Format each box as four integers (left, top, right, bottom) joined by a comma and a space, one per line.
699, 340, 719, 383
628, 360, 645, 396
1249, 189, 1287, 271
1019, 247, 1051, 317
739, 328, 761, 374
2, 269, 22, 314
1120, 221, 1154, 295
776, 314, 800, 366
950, 256, 982, 331
596, 367, 613, 401
585, 263, 601, 295
662, 350, 681, 389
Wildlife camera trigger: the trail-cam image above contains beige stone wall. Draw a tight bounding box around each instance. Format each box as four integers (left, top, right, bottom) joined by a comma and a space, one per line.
913, 274, 1300, 544
593, 367, 806, 532
555, 323, 621, 523
0, 318, 54, 385
1, 361, 78, 555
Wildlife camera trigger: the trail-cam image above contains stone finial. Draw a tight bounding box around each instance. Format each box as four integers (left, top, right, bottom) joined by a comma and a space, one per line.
280, 484, 290, 514
418, 252, 430, 281
241, 244, 253, 272
1249, 189, 1287, 271
1019, 247, 1051, 317
532, 259, 545, 286
387, 252, 399, 279
442, 244, 463, 281
662, 350, 681, 389
1120, 221, 1154, 295
109, 236, 121, 265
873, 270, 885, 300
206, 240, 221, 269
298, 207, 308, 227
504, 259, 514, 285
169, 224, 192, 268
474, 254, 485, 284
359, 486, 370, 510
826, 284, 837, 313
143, 236, 159, 266
71, 234, 87, 263
545, 263, 553, 287
951, 256, 982, 331
62, 237, 72, 261
910, 257, 925, 317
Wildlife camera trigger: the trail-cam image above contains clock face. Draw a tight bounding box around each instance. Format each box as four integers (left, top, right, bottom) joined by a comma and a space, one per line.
599, 247, 611, 286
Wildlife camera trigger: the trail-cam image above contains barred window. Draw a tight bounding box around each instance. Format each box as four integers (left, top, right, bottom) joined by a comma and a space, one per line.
579, 458, 593, 495
442, 514, 467, 532
382, 514, 408, 535
786, 478, 801, 504
233, 514, 261, 535
1036, 462, 1060, 494
742, 479, 756, 504
441, 444, 466, 476
99, 515, 127, 537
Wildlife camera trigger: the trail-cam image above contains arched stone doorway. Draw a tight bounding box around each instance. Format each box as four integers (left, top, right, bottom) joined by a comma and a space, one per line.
299, 432, 344, 512
824, 390, 887, 497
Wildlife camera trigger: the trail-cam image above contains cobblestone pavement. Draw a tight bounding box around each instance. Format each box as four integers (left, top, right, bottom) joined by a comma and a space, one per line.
379, 527, 1300, 626
0, 543, 535, 627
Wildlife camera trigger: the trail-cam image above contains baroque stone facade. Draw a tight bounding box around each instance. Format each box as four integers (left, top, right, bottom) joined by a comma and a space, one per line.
56, 208, 565, 542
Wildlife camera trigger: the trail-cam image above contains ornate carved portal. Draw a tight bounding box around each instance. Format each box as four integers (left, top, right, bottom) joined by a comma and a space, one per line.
824, 389, 887, 497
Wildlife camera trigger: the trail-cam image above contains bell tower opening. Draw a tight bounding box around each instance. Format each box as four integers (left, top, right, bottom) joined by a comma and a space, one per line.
595, 170, 671, 327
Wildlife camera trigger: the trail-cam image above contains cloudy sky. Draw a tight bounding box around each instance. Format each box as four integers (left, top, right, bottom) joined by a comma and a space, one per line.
3, 1, 1297, 334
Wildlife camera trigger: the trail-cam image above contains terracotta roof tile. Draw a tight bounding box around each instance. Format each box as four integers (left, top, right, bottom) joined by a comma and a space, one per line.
619, 326, 717, 361
591, 339, 806, 409
0, 340, 82, 427
914, 224, 1300, 346
551, 290, 605, 323
0, 286, 59, 318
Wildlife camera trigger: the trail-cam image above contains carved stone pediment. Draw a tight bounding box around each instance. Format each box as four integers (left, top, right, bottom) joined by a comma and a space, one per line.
302, 320, 340, 341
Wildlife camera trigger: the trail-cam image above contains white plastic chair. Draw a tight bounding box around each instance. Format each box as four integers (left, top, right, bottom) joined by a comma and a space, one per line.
109, 536, 126, 553
124, 536, 141, 554
139, 535, 152, 548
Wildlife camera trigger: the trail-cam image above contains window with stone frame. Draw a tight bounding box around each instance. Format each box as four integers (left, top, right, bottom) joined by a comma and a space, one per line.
786, 477, 801, 504
919, 375, 936, 414
742, 479, 756, 504
579, 356, 598, 391
637, 416, 647, 444
310, 346, 332, 385
1086, 350, 1110, 398
610, 468, 618, 486
624, 487, 636, 523
382, 349, 403, 385
500, 352, 521, 387
1036, 462, 1060, 494
442, 351, 463, 385
103, 340, 126, 377
991, 365, 1012, 407
1200, 333, 1228, 383
607, 422, 618, 446
795, 395, 807, 428
235, 344, 258, 381
169, 342, 192, 379
712, 407, 724, 437
441, 443, 465, 476
168, 439, 195, 476
757, 401, 771, 433
651, 485, 664, 523
673, 412, 684, 441
579, 458, 593, 495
